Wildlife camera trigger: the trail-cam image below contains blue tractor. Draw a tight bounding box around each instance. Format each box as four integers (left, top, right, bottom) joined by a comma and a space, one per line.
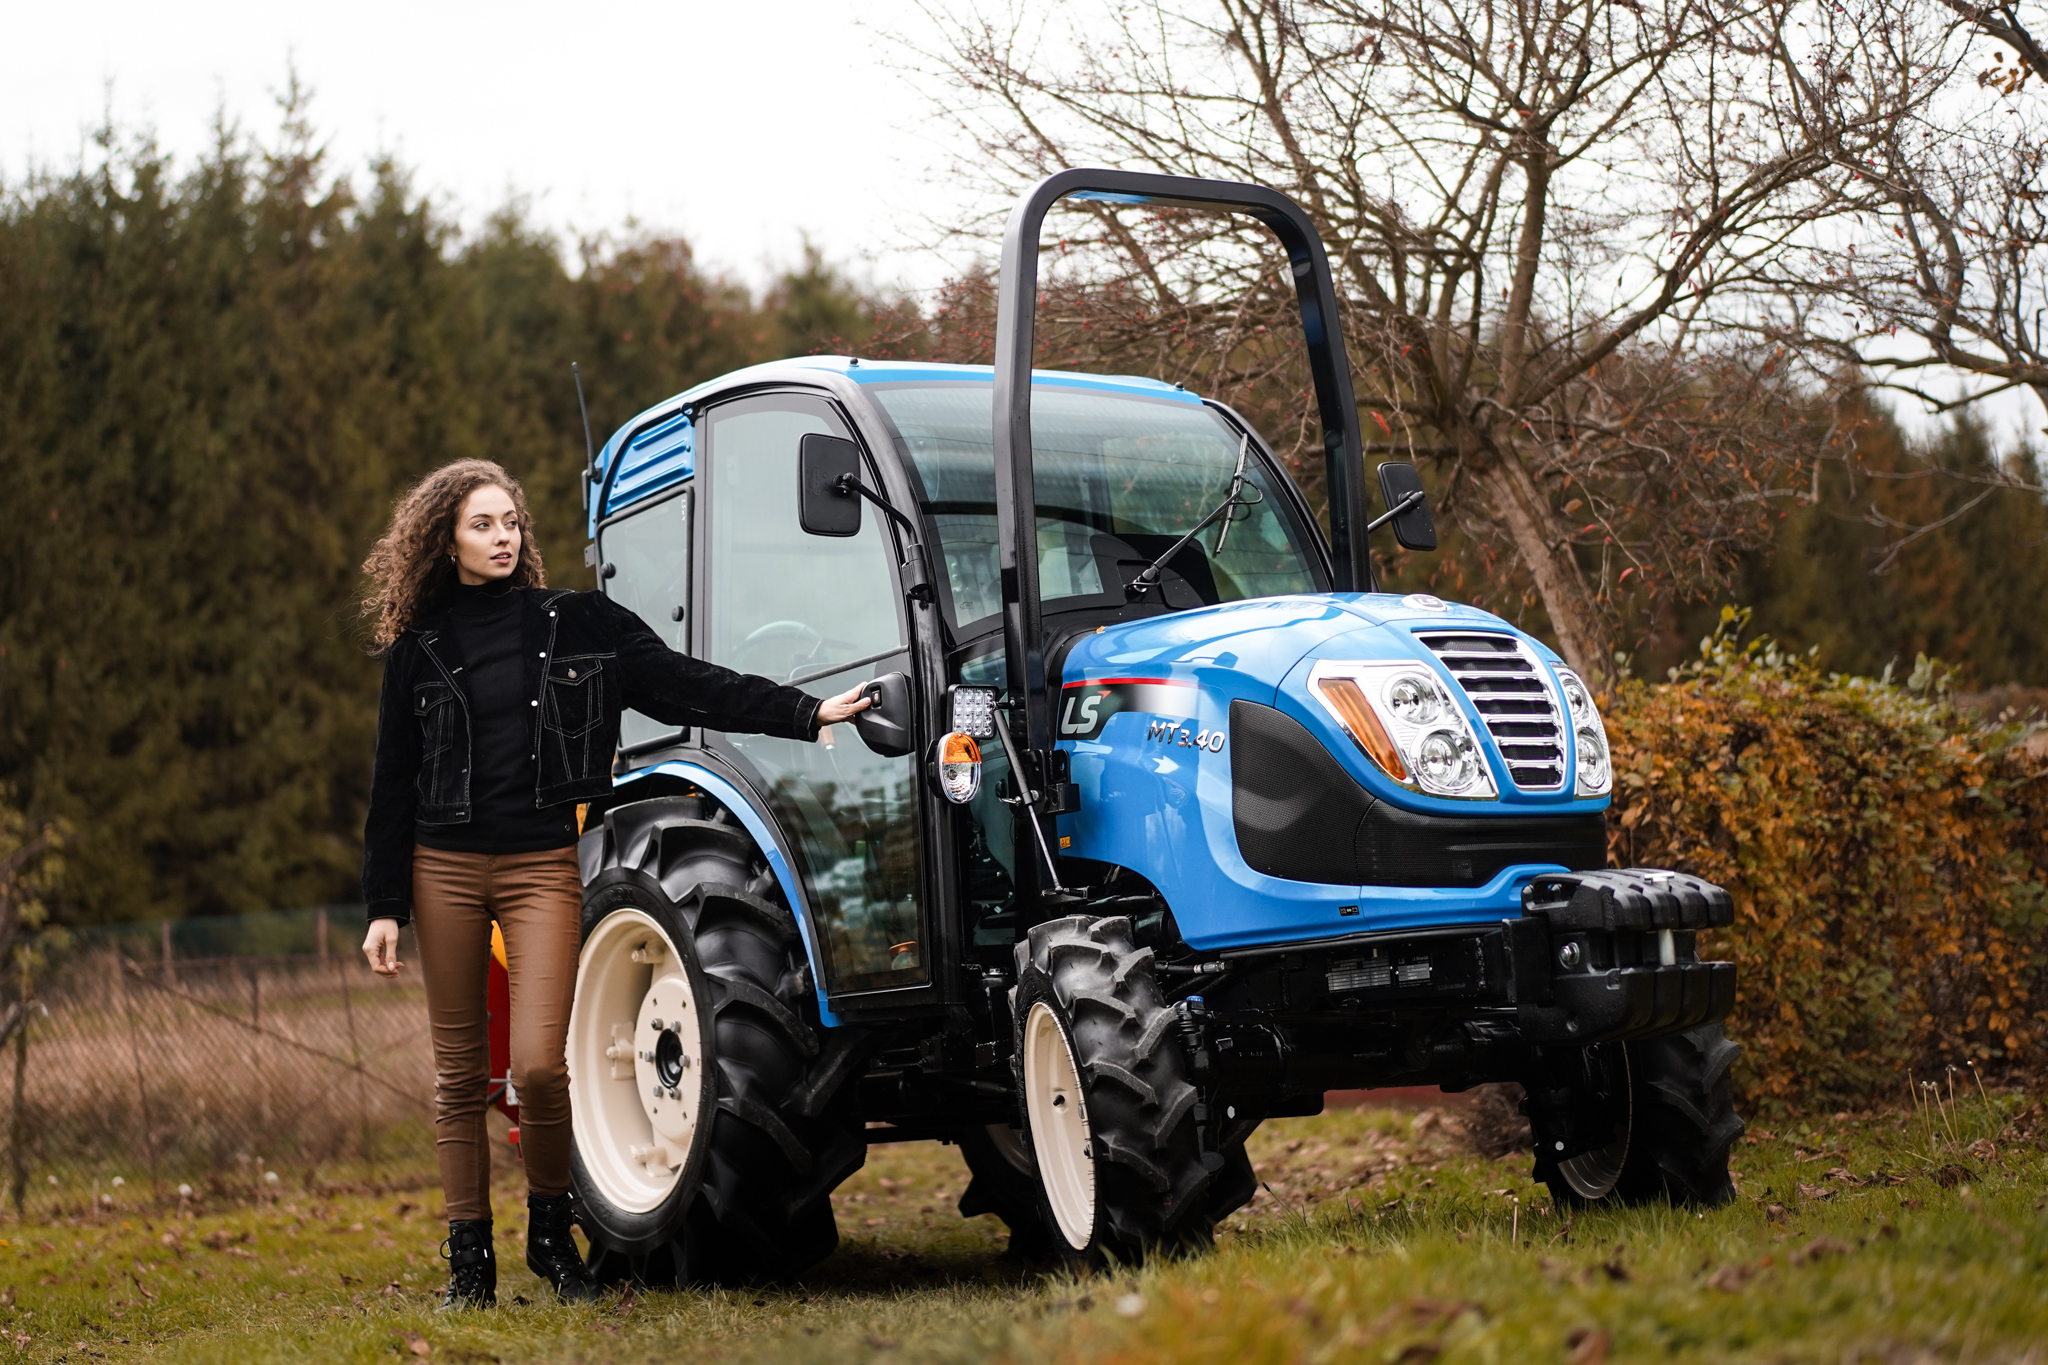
561, 171, 1741, 1283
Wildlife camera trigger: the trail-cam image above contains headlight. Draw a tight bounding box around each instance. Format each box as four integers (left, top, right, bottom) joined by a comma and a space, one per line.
1385, 675, 1444, 726
1560, 675, 1592, 724
1575, 727, 1608, 787
1417, 729, 1480, 792
1308, 662, 1498, 800
1554, 668, 1611, 796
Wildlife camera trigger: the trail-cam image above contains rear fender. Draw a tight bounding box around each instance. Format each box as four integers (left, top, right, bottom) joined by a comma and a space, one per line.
604, 760, 844, 1028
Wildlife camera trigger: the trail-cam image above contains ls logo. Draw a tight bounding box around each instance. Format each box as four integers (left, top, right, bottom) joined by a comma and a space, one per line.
1059, 692, 1104, 735
1055, 678, 1199, 742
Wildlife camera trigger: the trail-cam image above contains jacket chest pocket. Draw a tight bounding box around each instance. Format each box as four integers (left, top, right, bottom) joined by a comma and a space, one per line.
543, 657, 607, 738
414, 682, 457, 756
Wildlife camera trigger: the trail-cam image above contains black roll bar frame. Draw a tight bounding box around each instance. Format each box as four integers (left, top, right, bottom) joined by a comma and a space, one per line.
990, 168, 1371, 912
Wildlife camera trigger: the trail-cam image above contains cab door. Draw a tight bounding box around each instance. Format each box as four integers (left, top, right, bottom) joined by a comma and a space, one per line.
697, 391, 926, 999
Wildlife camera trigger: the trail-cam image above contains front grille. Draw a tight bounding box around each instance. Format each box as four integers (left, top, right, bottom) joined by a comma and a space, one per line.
1419, 633, 1566, 790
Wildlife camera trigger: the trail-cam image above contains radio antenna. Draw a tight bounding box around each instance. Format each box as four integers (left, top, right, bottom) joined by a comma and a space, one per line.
573, 362, 597, 512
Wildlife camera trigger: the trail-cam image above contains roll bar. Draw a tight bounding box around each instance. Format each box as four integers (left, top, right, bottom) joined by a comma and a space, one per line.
992, 168, 1371, 765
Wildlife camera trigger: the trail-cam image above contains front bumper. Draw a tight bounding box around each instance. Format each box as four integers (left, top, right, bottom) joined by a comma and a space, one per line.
1181, 867, 1738, 1094
1508, 868, 1737, 1044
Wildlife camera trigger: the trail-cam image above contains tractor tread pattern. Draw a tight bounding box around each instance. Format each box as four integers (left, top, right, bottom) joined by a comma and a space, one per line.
1015, 915, 1219, 1267
575, 795, 862, 1290
1616, 1024, 1744, 1207
706, 971, 820, 1059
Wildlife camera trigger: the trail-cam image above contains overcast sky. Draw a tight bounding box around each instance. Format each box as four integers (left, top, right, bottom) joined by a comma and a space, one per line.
3, 0, 971, 293
6, 1, 2038, 446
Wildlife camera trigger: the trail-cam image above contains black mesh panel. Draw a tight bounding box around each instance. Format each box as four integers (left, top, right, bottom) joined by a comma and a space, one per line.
1228, 700, 1371, 883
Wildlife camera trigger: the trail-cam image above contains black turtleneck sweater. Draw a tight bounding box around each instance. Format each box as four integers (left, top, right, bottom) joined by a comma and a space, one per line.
415, 581, 579, 853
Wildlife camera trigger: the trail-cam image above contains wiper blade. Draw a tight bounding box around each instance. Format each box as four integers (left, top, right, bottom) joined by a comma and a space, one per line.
1129, 432, 1261, 598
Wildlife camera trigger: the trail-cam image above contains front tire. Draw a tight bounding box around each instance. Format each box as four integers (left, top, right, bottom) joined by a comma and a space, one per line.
1013, 915, 1220, 1268
568, 796, 866, 1286
1534, 1024, 1742, 1209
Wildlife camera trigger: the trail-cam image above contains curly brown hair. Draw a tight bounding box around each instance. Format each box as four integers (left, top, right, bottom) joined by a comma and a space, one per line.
359, 460, 547, 651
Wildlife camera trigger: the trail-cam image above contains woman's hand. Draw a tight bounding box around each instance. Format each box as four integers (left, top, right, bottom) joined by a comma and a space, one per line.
362, 918, 405, 977
815, 683, 874, 727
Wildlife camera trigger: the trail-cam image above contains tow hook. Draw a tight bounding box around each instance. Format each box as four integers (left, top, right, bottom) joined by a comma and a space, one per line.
1174, 995, 1226, 1172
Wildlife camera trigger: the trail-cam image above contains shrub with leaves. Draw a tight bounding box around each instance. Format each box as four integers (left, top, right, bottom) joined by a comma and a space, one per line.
1604, 609, 2048, 1110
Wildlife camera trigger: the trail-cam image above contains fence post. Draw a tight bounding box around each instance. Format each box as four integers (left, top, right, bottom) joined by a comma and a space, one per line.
316, 907, 329, 965
114, 958, 164, 1202
8, 962, 29, 1220
335, 955, 375, 1179
160, 920, 173, 985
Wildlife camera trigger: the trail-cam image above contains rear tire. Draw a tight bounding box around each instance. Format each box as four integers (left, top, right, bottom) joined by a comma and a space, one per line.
1534, 1024, 1742, 1210
569, 795, 867, 1287
1013, 915, 1219, 1268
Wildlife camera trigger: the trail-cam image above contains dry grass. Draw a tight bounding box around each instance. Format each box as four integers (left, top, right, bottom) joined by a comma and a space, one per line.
7, 953, 432, 1214
3, 1087, 2044, 1364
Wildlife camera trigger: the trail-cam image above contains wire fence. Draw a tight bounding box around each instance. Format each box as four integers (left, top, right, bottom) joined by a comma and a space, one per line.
2, 908, 449, 1222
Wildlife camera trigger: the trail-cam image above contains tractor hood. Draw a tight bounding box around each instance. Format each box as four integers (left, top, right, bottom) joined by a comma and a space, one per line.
1051, 592, 1613, 950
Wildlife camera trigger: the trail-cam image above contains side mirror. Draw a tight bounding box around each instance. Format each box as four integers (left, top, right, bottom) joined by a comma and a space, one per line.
799, 434, 862, 537
1374, 462, 1438, 552
854, 672, 914, 757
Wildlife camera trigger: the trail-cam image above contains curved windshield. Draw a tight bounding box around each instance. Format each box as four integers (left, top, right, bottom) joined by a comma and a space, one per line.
871, 382, 1323, 628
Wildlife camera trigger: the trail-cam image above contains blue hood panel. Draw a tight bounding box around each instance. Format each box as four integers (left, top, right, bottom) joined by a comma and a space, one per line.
1053, 593, 1609, 952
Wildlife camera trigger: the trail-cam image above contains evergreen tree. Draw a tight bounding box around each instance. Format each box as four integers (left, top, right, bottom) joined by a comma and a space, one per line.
0, 114, 883, 926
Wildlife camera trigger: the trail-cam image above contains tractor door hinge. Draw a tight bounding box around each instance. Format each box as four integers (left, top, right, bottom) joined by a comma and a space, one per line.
899, 549, 935, 606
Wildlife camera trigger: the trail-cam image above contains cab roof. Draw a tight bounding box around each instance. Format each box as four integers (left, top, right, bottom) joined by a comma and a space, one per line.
589, 357, 1201, 532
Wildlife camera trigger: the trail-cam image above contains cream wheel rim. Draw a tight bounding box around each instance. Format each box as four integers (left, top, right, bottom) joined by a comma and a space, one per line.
1022, 1001, 1094, 1250
567, 908, 705, 1214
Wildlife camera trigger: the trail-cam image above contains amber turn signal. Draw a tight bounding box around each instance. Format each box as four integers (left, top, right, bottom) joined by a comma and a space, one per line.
1313, 676, 1408, 781
935, 731, 983, 804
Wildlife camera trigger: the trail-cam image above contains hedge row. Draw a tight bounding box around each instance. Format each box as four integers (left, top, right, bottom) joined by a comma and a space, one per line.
1602, 609, 2048, 1109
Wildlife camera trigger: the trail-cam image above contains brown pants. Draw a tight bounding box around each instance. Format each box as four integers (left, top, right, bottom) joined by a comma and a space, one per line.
412, 844, 582, 1222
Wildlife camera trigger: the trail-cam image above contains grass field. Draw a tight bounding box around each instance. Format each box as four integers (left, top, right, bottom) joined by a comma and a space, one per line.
3, 1084, 2043, 1364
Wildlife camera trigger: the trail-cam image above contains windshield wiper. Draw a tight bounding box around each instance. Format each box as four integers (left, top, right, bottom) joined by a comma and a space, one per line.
1127, 432, 1263, 599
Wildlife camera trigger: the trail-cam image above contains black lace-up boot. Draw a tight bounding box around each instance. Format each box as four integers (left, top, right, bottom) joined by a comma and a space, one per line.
437, 1218, 496, 1311
525, 1193, 599, 1302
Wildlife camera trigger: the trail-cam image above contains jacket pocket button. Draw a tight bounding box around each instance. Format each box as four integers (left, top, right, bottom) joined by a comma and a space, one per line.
568, 669, 578, 679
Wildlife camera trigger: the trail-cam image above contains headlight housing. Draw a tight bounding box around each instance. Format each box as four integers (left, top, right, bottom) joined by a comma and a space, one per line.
1308, 662, 1499, 800
1553, 667, 1612, 796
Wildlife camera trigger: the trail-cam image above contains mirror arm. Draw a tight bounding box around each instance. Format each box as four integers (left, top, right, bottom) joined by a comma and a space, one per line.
1364, 488, 1426, 536
833, 474, 936, 605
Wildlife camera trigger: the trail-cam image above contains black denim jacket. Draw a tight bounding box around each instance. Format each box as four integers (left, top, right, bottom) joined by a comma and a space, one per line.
362, 587, 820, 924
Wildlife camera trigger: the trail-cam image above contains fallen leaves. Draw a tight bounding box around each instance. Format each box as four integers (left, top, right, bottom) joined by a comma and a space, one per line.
1791, 1237, 1850, 1265
1566, 1326, 1613, 1364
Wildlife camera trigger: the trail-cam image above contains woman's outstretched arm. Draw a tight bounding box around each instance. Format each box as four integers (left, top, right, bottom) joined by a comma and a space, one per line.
594, 594, 869, 738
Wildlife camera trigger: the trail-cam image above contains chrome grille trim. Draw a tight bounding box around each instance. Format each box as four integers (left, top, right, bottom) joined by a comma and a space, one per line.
1418, 632, 1567, 791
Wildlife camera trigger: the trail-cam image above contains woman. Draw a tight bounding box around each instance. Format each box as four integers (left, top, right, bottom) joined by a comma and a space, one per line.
357, 459, 867, 1309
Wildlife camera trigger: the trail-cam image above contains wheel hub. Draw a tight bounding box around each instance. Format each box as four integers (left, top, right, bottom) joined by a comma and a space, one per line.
652, 1027, 686, 1090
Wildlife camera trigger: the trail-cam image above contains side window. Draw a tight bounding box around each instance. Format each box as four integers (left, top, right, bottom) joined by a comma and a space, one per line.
706, 401, 902, 680
703, 394, 921, 997
599, 487, 692, 753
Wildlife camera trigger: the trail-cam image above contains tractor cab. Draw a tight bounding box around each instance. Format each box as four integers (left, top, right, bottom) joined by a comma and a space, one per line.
562, 171, 1742, 1287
